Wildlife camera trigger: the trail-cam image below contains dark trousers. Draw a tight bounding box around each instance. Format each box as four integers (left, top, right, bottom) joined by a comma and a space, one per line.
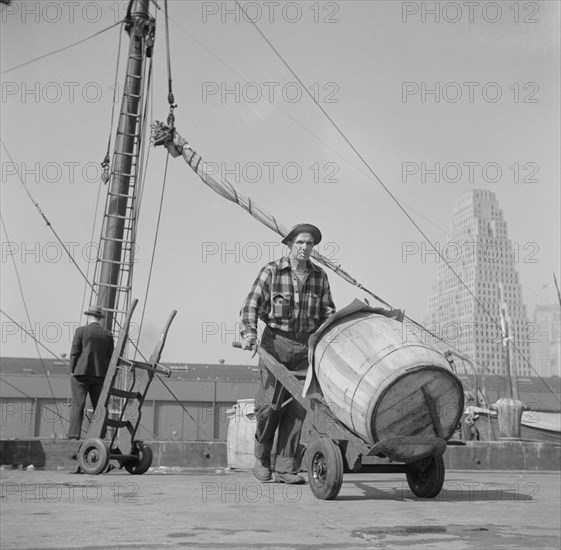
254, 328, 308, 474
68, 375, 104, 439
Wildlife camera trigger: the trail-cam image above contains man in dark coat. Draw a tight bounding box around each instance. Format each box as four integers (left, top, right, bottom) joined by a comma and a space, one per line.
67, 306, 114, 439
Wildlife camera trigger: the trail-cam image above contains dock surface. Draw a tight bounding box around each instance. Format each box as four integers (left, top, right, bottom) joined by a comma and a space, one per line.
1, 467, 560, 549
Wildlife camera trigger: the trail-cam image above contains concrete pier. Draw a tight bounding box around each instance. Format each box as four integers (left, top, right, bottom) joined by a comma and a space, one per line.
1, 467, 560, 549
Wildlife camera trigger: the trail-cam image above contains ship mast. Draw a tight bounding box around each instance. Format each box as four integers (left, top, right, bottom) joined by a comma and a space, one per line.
499, 283, 518, 400
90, 0, 154, 338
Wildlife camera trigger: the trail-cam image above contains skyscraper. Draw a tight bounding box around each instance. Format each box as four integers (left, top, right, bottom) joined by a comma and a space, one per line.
426, 189, 532, 377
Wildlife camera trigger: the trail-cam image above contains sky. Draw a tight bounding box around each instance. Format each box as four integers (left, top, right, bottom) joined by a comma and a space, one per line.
1, 0, 560, 366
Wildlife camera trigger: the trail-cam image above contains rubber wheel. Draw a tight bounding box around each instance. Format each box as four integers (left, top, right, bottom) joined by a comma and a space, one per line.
306, 439, 344, 500
406, 455, 445, 498
78, 438, 109, 475
124, 442, 153, 475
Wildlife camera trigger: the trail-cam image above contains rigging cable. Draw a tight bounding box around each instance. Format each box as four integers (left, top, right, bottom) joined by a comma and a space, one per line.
236, 2, 556, 401
129, 39, 155, 227
135, 152, 169, 360
135, 1, 172, 336
1, 140, 95, 293
0, 310, 60, 359
0, 216, 66, 431
163, 0, 176, 128
100, 19, 127, 185
1, 21, 123, 75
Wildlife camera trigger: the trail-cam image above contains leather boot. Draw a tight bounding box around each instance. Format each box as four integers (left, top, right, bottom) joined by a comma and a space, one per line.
253, 456, 272, 482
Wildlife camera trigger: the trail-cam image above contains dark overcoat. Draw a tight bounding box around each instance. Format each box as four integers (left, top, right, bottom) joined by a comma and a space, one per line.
70, 322, 114, 377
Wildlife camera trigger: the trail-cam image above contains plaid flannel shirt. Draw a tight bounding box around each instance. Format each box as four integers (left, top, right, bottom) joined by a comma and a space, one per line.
240, 256, 336, 339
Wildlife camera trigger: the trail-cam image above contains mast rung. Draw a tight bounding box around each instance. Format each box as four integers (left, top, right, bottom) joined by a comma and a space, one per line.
94, 282, 131, 291
97, 254, 134, 262
101, 236, 127, 242
108, 191, 136, 199
97, 258, 133, 266
122, 111, 141, 118
112, 171, 136, 178
105, 214, 136, 221
104, 304, 133, 312
96, 266, 132, 274
101, 236, 132, 244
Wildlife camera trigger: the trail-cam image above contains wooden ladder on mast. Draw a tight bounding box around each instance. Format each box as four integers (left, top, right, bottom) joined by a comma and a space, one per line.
92, 49, 147, 343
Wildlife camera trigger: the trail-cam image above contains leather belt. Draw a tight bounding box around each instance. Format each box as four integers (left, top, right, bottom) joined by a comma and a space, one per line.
269, 327, 312, 341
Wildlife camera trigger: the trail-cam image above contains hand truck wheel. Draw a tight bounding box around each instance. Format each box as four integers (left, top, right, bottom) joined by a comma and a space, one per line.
406, 455, 445, 498
124, 442, 153, 475
78, 438, 110, 475
306, 438, 344, 500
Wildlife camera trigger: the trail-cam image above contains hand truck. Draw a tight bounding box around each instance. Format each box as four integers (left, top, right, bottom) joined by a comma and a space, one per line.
77, 299, 176, 475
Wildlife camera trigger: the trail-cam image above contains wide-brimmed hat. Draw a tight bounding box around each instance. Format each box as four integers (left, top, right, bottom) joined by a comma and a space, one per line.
281, 223, 322, 245
84, 305, 105, 318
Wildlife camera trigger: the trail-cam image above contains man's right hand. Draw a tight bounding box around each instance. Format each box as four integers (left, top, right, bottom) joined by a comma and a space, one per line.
241, 336, 256, 351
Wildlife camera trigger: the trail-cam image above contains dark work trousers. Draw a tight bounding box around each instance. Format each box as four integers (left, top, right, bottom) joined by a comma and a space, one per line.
254, 327, 309, 474
68, 375, 105, 439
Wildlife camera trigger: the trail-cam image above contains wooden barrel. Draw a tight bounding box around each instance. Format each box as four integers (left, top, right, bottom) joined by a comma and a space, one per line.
226, 399, 256, 470
313, 310, 464, 455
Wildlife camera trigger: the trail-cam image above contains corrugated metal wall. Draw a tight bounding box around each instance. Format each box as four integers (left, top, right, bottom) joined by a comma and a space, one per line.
0, 375, 257, 440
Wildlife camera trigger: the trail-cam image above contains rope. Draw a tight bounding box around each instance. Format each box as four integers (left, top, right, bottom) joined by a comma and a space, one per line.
135, 151, 170, 359
1, 140, 96, 293
101, 20, 127, 185
0, 309, 61, 359
163, 0, 177, 127
0, 218, 66, 431
1, 21, 123, 75
80, 175, 105, 319
131, 53, 154, 224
